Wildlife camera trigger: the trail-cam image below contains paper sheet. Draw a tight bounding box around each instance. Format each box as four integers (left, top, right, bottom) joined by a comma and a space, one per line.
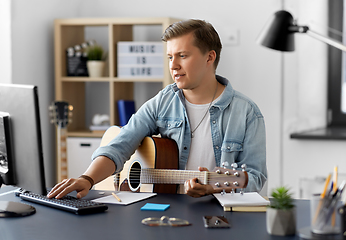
213, 192, 270, 207
92, 192, 157, 205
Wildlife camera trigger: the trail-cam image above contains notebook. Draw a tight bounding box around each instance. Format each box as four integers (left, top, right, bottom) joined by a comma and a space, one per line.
213, 192, 270, 212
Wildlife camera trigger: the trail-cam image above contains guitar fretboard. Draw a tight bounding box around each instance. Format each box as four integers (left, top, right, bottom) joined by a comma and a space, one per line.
57, 127, 68, 181
140, 169, 207, 185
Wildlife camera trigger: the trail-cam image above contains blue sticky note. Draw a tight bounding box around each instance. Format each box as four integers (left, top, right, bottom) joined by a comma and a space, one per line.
141, 203, 170, 211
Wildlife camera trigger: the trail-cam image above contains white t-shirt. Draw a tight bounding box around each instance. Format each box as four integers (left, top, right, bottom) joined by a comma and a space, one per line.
177, 90, 224, 193
185, 100, 216, 171
185, 90, 224, 171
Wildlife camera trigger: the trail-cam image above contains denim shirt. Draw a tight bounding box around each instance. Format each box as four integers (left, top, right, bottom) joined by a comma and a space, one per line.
92, 75, 267, 192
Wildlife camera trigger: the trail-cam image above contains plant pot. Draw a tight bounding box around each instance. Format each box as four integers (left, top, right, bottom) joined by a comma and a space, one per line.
266, 207, 296, 236
87, 61, 105, 77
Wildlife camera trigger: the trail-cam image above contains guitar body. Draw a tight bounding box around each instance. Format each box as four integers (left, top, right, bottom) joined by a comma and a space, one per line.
99, 126, 179, 193
96, 126, 248, 194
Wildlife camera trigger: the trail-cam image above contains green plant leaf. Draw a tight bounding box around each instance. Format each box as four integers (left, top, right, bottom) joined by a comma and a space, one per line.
87, 45, 104, 61
269, 186, 294, 210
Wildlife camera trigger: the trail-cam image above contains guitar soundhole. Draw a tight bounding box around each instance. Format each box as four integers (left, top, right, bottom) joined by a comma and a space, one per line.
129, 161, 141, 190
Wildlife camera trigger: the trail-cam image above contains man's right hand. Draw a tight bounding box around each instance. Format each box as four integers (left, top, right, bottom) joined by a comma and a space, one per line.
47, 177, 91, 199
47, 155, 116, 199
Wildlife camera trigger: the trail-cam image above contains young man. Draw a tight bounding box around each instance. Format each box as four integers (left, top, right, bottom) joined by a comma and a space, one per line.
48, 19, 267, 199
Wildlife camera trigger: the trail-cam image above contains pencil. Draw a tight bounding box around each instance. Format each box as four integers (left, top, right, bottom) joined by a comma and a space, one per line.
312, 173, 331, 224
332, 166, 338, 227
321, 174, 332, 199
112, 192, 122, 202
333, 166, 338, 192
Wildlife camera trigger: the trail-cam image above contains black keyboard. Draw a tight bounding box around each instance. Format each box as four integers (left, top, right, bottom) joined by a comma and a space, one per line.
20, 192, 108, 215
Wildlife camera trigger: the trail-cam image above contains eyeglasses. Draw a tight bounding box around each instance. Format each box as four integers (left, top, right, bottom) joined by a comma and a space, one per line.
141, 215, 191, 227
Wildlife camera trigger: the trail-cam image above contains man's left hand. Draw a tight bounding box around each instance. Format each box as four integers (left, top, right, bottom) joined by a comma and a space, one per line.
184, 167, 214, 198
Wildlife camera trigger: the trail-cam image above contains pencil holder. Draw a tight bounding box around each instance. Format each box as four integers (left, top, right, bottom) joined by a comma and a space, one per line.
339, 205, 346, 238
310, 194, 340, 234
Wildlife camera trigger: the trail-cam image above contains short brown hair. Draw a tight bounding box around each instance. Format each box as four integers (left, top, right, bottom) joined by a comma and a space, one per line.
162, 19, 222, 70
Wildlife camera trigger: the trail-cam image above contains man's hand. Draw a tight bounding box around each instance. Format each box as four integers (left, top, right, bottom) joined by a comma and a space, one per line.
47, 155, 116, 199
47, 177, 91, 199
184, 167, 214, 198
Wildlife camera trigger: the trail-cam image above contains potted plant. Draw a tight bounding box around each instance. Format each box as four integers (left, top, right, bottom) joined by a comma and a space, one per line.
86, 45, 105, 77
266, 186, 296, 236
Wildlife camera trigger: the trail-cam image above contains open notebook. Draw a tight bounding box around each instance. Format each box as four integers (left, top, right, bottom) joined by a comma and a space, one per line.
92, 192, 157, 205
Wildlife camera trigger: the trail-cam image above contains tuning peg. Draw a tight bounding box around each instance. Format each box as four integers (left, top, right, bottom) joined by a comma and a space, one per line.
239, 164, 246, 195
231, 163, 238, 170
222, 161, 229, 167
215, 169, 221, 174
231, 181, 239, 195
215, 182, 220, 187
224, 182, 230, 186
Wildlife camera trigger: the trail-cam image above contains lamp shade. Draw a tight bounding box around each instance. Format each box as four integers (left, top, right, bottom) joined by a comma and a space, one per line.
257, 10, 296, 52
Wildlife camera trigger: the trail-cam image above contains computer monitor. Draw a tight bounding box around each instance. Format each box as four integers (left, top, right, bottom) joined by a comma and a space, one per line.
0, 83, 47, 196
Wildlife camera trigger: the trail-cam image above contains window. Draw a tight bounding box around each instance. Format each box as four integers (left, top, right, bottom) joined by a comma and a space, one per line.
328, 0, 346, 125
290, 0, 346, 140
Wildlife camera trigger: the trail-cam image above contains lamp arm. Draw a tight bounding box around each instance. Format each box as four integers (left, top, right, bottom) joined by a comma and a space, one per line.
306, 29, 346, 52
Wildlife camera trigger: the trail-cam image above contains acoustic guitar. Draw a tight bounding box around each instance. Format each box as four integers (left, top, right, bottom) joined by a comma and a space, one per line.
99, 126, 248, 194
49, 101, 73, 182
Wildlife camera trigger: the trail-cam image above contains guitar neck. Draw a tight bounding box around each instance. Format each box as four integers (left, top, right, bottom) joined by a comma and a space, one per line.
140, 169, 208, 185
50, 101, 72, 183
57, 127, 68, 182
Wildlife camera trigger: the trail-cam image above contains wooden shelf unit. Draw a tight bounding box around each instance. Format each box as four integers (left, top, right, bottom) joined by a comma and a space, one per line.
54, 17, 180, 137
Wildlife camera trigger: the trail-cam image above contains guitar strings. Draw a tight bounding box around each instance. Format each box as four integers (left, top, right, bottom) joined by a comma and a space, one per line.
123, 167, 243, 184
126, 168, 241, 177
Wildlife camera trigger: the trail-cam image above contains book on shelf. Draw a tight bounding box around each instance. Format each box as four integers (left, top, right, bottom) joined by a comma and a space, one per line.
117, 100, 136, 126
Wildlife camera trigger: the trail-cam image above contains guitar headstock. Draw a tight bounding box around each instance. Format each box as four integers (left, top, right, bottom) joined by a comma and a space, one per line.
49, 101, 73, 128
208, 165, 248, 192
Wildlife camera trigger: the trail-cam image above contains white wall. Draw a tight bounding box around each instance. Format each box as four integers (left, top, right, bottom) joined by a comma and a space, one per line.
0, 0, 12, 84
6, 0, 342, 198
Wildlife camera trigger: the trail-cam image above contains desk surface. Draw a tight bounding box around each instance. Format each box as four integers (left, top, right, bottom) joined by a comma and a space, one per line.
0, 186, 314, 240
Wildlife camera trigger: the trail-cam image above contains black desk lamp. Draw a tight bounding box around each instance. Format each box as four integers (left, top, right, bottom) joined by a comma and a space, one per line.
257, 10, 346, 52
